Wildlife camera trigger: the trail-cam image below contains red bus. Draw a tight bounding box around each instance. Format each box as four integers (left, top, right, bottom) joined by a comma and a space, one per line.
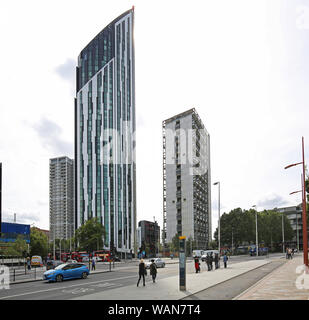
71, 251, 89, 262
94, 250, 111, 262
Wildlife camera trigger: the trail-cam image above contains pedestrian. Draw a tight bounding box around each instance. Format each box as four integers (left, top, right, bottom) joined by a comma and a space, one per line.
27, 256, 31, 270
137, 259, 146, 287
223, 253, 228, 268
150, 259, 157, 283
292, 248, 295, 257
194, 257, 200, 273
209, 253, 213, 270
288, 248, 292, 260
214, 253, 219, 269
206, 253, 211, 271
92, 256, 96, 271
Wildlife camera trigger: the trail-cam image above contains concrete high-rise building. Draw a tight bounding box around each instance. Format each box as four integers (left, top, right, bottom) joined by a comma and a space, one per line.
49, 157, 74, 242
163, 108, 211, 250
75, 8, 136, 257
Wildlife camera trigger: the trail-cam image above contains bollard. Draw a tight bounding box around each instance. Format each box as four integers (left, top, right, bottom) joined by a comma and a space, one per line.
35, 267, 36, 280
13, 269, 15, 282
109, 261, 111, 272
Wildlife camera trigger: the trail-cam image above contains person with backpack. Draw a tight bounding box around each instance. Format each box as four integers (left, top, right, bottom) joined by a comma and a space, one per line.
150, 259, 157, 283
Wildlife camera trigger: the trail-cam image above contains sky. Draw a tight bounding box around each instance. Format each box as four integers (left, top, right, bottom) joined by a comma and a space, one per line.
0, 0, 309, 239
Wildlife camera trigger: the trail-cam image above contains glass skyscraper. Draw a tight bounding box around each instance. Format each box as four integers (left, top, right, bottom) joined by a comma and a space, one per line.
75, 8, 136, 257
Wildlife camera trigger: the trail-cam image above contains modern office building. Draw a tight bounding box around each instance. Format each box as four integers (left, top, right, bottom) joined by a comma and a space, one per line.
49, 157, 74, 242
163, 108, 211, 251
137, 220, 160, 258
75, 8, 136, 258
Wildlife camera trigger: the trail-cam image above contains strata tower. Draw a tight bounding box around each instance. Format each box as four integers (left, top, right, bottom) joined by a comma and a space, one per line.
163, 108, 211, 250
75, 8, 136, 257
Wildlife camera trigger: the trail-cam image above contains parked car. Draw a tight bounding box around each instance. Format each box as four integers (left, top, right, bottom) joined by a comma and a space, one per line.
145, 258, 165, 269
46, 260, 63, 270
31, 255, 43, 267
43, 263, 89, 282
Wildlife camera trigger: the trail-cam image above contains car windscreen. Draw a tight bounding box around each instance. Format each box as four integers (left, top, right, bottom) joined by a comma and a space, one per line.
55, 263, 67, 270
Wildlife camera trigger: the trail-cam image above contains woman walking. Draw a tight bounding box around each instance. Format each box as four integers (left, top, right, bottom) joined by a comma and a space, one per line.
137, 259, 146, 287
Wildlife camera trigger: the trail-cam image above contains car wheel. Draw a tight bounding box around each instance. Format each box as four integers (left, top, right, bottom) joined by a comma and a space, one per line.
56, 274, 63, 282
82, 272, 88, 279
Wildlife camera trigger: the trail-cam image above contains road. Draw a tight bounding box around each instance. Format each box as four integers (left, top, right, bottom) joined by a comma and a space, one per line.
0, 253, 286, 300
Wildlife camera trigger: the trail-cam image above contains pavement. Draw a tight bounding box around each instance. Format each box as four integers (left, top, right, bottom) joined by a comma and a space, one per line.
72, 258, 273, 300
234, 255, 309, 300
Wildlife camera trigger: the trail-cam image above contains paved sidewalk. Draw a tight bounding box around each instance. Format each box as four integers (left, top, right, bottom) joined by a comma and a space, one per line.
235, 256, 309, 300
72, 259, 271, 300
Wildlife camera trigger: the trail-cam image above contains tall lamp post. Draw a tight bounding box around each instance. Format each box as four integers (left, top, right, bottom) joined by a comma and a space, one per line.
289, 186, 302, 253
213, 182, 220, 254
252, 205, 258, 257
284, 137, 308, 267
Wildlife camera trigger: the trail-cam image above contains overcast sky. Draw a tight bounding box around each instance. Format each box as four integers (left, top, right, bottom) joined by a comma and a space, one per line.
0, 0, 309, 238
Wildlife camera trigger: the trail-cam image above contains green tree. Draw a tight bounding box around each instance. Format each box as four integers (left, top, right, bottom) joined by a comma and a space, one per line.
170, 233, 180, 254
186, 236, 196, 257
30, 227, 48, 258
74, 218, 105, 253
12, 235, 28, 256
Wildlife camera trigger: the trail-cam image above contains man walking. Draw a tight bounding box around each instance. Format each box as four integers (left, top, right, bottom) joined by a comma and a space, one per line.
150, 259, 157, 283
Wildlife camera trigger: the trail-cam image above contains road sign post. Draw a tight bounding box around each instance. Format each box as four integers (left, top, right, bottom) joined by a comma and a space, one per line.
179, 236, 186, 291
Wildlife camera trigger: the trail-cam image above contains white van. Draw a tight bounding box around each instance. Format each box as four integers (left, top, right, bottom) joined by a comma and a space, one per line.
192, 250, 204, 258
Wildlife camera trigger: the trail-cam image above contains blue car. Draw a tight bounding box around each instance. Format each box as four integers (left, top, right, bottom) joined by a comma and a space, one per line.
43, 263, 89, 282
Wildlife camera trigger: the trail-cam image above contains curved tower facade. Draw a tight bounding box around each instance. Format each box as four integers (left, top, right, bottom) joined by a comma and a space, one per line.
75, 8, 136, 257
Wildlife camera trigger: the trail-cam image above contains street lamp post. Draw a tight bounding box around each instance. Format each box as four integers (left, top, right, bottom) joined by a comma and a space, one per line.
289, 185, 302, 252
282, 213, 285, 254
284, 137, 308, 267
252, 205, 258, 257
214, 182, 220, 255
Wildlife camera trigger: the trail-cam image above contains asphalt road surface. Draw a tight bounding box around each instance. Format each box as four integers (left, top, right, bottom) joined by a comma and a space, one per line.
0, 253, 287, 300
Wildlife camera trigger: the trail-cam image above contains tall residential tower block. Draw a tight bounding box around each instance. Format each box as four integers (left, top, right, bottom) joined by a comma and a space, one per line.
49, 157, 74, 242
163, 109, 211, 250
